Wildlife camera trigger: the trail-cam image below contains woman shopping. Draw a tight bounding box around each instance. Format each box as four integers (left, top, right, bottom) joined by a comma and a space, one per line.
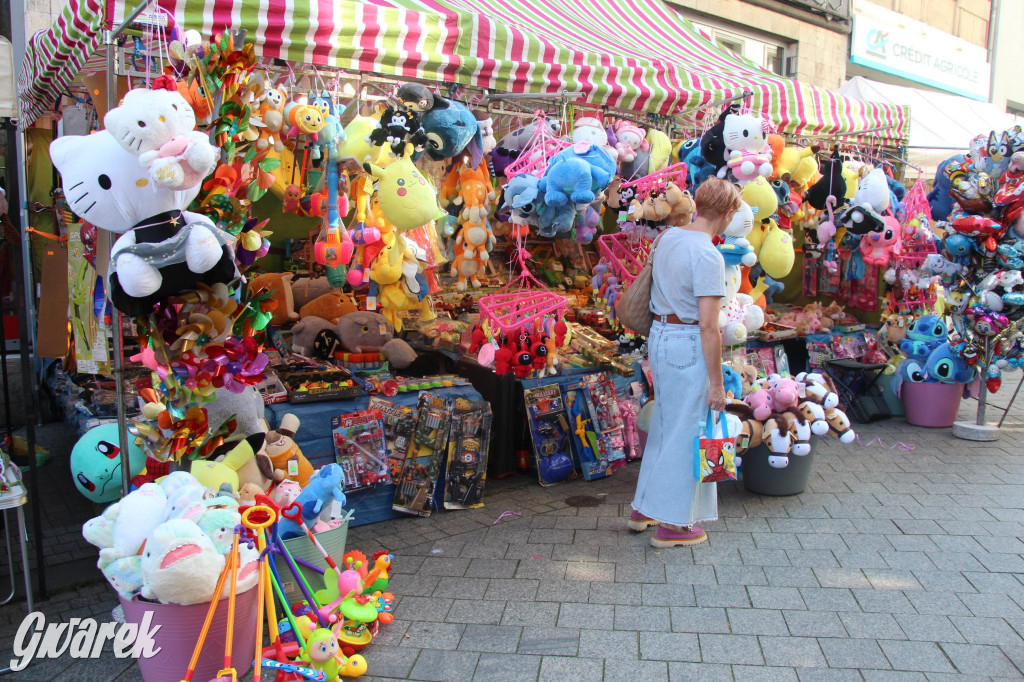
629, 177, 741, 548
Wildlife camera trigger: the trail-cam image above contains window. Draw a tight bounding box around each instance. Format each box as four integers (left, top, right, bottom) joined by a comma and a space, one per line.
716, 35, 745, 56
764, 45, 785, 75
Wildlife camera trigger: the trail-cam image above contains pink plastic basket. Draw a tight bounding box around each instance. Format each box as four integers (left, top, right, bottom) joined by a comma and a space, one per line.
119, 586, 258, 682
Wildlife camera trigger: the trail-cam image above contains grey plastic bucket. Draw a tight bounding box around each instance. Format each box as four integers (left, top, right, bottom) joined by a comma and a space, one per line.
274, 520, 349, 605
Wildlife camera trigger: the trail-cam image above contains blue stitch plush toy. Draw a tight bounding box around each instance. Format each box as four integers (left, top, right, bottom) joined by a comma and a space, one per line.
538, 143, 617, 208
898, 314, 948, 361
419, 98, 483, 166
278, 464, 347, 540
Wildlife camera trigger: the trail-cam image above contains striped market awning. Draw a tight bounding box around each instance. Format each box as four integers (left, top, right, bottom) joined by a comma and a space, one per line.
17, 0, 105, 127
21, 0, 908, 144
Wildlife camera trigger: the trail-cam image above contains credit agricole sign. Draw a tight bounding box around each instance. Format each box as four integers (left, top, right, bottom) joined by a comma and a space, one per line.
850, 0, 990, 101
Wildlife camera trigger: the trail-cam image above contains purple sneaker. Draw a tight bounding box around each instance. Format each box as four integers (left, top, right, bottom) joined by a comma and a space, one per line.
650, 525, 707, 548
627, 510, 659, 532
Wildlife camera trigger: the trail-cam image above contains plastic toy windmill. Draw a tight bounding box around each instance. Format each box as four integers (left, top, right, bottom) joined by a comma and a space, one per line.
502, 111, 570, 179
619, 162, 689, 201
478, 236, 569, 336
597, 232, 653, 286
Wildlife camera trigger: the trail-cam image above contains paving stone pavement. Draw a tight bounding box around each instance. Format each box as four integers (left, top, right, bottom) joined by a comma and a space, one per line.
1, 381, 1023, 681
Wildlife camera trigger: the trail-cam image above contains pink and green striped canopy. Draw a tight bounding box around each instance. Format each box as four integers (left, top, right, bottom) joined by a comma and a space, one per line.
22, 0, 908, 145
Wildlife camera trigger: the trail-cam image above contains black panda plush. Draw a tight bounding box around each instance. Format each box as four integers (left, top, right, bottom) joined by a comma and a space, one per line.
804, 146, 847, 211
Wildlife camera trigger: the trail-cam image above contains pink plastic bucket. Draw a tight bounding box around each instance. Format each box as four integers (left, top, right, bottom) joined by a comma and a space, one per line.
119, 585, 258, 682
901, 381, 964, 428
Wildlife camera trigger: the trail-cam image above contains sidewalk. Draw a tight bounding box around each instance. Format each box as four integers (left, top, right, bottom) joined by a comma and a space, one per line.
1, 380, 1023, 681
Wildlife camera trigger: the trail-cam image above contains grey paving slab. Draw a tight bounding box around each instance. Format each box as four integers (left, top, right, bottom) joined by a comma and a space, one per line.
670, 606, 731, 634
537, 655, 603, 682
408, 649, 480, 681
577, 628, 637, 659
759, 636, 828, 668
698, 633, 764, 665
668, 661, 733, 681
878, 640, 958, 673
939, 642, 1023, 676
818, 637, 892, 669
517, 627, 580, 656
784, 609, 849, 638
840, 612, 908, 640
639, 632, 701, 662
471, 653, 541, 682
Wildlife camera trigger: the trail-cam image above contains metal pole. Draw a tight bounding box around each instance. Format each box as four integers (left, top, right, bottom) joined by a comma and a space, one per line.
5, 120, 46, 601
106, 1, 149, 497
977, 336, 990, 427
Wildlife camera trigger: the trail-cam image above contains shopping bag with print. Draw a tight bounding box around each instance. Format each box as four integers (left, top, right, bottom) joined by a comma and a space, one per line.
693, 409, 737, 483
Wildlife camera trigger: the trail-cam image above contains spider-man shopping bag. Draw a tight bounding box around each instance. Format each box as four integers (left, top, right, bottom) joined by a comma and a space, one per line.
693, 410, 737, 483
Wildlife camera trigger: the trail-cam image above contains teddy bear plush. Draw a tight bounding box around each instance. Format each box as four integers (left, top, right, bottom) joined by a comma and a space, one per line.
51, 95, 236, 317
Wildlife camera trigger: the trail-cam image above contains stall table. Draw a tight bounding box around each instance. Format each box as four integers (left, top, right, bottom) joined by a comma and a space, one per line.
264, 385, 482, 526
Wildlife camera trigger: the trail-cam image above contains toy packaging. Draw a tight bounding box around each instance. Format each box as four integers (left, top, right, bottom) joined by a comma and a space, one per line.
444, 398, 492, 509
368, 397, 419, 479
581, 372, 627, 465
523, 384, 576, 486
331, 409, 390, 491
393, 392, 452, 516
278, 360, 363, 403
563, 381, 611, 480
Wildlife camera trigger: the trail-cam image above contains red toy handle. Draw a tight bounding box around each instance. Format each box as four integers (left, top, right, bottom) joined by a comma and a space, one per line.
281, 501, 303, 524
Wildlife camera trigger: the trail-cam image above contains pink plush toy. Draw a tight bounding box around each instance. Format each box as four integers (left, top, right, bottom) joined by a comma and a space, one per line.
744, 386, 773, 421
859, 215, 901, 267
613, 122, 647, 164
767, 375, 801, 412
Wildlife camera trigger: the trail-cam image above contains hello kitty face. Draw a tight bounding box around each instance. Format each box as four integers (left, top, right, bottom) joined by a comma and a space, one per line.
722, 113, 766, 155
49, 131, 200, 233
104, 88, 197, 155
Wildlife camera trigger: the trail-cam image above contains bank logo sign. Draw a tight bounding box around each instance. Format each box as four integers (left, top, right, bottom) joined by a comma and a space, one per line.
865, 28, 888, 57
850, 0, 990, 101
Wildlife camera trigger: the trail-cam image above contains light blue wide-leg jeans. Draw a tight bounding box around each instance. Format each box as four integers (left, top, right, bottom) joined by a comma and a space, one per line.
632, 321, 718, 526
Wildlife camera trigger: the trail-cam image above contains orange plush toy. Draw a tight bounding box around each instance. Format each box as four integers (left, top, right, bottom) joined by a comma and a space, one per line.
264, 414, 314, 487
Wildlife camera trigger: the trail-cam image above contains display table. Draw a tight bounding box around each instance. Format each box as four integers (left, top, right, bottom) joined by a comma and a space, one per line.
264, 385, 482, 526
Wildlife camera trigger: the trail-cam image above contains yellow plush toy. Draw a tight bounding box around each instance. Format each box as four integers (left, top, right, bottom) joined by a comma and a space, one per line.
758, 219, 796, 279
775, 145, 815, 182
337, 116, 383, 166
741, 176, 778, 227
646, 129, 672, 172
363, 151, 440, 232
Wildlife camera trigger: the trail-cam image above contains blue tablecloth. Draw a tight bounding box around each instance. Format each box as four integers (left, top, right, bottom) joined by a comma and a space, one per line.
264, 386, 482, 526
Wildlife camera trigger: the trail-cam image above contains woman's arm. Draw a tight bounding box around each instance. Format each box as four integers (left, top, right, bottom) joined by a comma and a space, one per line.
698, 295, 726, 411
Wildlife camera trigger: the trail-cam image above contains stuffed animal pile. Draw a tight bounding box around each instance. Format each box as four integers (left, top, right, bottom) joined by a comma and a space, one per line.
724, 369, 856, 470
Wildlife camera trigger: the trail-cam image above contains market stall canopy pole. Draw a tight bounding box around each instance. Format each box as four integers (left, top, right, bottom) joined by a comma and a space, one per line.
90, 0, 907, 145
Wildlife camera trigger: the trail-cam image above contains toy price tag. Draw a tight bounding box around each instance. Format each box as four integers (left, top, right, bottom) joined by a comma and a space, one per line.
288, 458, 299, 477
330, 500, 342, 519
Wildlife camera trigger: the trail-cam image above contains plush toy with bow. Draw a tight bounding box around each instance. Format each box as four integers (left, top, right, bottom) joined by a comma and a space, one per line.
51, 93, 237, 317
720, 111, 773, 184
104, 78, 218, 191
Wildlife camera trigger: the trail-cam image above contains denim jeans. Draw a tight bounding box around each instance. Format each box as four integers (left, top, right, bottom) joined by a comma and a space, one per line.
632, 321, 718, 526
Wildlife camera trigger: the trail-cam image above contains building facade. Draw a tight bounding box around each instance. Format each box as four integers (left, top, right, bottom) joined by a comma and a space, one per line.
667, 0, 853, 89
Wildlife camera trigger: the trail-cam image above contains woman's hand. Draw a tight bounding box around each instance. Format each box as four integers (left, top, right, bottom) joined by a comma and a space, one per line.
707, 383, 726, 412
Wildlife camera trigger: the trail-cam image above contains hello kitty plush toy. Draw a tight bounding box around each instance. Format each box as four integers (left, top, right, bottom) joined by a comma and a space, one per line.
104, 77, 219, 190
719, 112, 773, 184
719, 263, 765, 345
50, 90, 237, 317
